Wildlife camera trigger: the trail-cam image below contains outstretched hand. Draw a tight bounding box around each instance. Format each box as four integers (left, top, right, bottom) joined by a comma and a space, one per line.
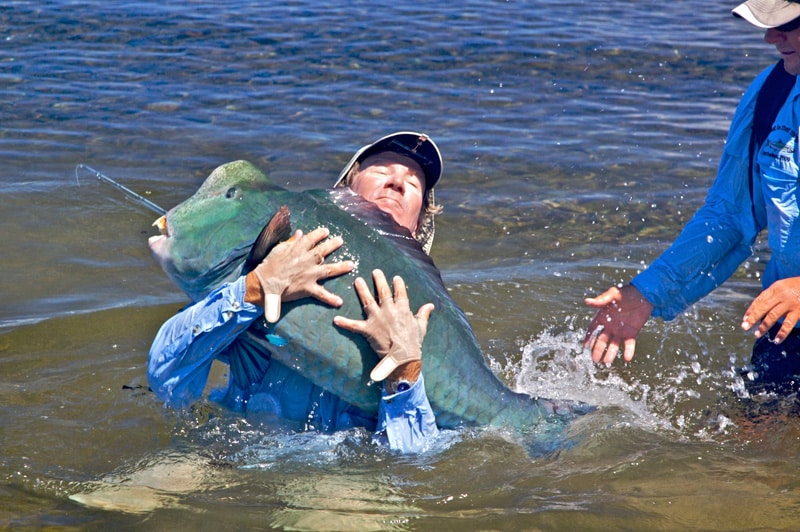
247, 227, 354, 322
741, 276, 800, 344
584, 284, 653, 364
333, 269, 434, 382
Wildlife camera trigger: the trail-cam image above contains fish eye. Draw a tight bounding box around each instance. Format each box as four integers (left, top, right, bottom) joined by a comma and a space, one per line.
225, 187, 238, 199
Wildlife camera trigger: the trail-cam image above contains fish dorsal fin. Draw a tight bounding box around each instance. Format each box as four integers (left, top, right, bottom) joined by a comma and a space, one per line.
242, 205, 293, 273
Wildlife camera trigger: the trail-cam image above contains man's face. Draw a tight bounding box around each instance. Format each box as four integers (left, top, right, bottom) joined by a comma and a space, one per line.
349, 152, 426, 235
766, 24, 800, 75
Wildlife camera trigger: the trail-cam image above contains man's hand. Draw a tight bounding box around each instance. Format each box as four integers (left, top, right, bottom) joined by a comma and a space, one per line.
584, 284, 653, 364
246, 227, 354, 322
741, 276, 800, 344
333, 269, 434, 382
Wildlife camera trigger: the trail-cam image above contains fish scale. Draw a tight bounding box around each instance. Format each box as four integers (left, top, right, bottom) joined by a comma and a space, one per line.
149, 160, 590, 434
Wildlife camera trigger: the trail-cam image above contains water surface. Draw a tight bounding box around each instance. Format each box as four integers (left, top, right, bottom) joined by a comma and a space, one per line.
3, 1, 797, 529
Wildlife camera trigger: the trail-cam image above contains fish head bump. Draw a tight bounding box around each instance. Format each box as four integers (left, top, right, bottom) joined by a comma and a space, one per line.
149, 160, 287, 300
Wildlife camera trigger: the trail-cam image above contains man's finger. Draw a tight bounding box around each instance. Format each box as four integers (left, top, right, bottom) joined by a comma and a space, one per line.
314, 234, 344, 258
332, 314, 365, 334
303, 227, 330, 248
371, 269, 392, 304
265, 293, 281, 323
415, 303, 435, 338
775, 318, 795, 344
308, 286, 344, 308
392, 275, 409, 304
353, 276, 376, 310
319, 260, 355, 280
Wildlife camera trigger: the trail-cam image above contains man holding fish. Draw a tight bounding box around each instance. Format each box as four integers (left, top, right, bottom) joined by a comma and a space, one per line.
148, 132, 443, 452
584, 0, 800, 395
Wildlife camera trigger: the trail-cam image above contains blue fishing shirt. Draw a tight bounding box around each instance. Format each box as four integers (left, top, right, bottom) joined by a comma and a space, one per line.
148, 276, 438, 453
633, 65, 800, 320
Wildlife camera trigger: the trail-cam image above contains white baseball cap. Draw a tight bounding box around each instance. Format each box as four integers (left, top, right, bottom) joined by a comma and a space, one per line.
733, 0, 800, 28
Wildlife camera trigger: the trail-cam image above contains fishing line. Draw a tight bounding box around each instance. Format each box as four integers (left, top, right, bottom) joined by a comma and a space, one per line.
75, 163, 167, 216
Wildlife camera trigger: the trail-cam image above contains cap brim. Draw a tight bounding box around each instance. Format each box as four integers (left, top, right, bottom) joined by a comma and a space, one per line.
732, 0, 800, 28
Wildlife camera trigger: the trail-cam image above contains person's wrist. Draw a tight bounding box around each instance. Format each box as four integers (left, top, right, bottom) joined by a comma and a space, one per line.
386, 360, 421, 383
384, 361, 421, 395
244, 272, 263, 304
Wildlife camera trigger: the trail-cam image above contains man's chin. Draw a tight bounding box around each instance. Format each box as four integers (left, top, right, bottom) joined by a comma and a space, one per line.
372, 200, 409, 230
782, 55, 800, 75
374, 198, 401, 215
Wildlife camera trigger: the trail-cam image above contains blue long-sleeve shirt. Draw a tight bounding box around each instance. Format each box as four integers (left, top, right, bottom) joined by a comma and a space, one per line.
633, 64, 800, 320
148, 276, 438, 453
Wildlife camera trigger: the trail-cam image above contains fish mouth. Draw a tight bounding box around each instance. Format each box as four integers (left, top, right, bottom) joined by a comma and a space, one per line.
153, 214, 169, 237
148, 214, 172, 262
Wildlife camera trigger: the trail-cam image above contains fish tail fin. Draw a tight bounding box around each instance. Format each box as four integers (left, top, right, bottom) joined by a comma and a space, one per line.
524, 399, 595, 457
242, 205, 292, 273
542, 397, 595, 419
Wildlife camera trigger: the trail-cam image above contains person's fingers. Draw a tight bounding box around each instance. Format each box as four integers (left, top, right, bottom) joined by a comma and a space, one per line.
332, 314, 364, 334
353, 276, 376, 310
622, 337, 637, 362
753, 305, 785, 339
584, 315, 605, 348
313, 234, 344, 258
584, 287, 619, 308
392, 275, 409, 304
264, 293, 281, 323
415, 303, 435, 339
741, 302, 766, 332
602, 340, 620, 365
306, 285, 344, 308
320, 260, 354, 279
416, 302, 434, 321
371, 269, 392, 305
302, 227, 330, 248
286, 229, 303, 243
774, 316, 796, 344
590, 333, 609, 363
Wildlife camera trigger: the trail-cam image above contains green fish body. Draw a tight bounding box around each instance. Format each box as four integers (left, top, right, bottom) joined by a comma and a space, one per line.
149, 160, 589, 432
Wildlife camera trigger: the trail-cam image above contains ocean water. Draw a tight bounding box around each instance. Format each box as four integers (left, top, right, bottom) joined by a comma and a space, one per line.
3, 1, 799, 529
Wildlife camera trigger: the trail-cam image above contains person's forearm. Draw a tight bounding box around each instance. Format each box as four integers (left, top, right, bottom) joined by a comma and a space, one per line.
633, 210, 753, 320
148, 277, 260, 407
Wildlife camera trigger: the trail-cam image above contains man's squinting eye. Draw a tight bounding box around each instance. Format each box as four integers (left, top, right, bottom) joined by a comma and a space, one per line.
365, 167, 389, 177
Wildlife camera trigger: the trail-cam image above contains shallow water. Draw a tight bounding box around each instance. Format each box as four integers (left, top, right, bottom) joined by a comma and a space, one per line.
3, 0, 799, 529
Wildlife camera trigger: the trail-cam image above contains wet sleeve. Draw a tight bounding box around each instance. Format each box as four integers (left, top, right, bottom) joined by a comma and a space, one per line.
147, 276, 262, 409
376, 374, 438, 453
631, 70, 768, 321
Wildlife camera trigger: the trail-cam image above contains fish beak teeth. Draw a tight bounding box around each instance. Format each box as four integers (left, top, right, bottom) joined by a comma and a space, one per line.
153, 215, 167, 236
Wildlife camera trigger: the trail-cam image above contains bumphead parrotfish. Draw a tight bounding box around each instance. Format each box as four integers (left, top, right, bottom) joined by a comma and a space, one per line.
149, 160, 591, 433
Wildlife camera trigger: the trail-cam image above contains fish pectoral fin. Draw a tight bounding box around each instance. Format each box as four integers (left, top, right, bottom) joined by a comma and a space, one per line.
242, 205, 293, 273
226, 335, 272, 389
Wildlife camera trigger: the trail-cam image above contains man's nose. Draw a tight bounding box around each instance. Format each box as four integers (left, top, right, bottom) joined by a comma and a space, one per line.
765, 28, 785, 44
385, 171, 405, 191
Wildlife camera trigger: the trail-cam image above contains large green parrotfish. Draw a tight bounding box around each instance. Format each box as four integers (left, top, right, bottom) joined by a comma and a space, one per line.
148, 160, 591, 433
